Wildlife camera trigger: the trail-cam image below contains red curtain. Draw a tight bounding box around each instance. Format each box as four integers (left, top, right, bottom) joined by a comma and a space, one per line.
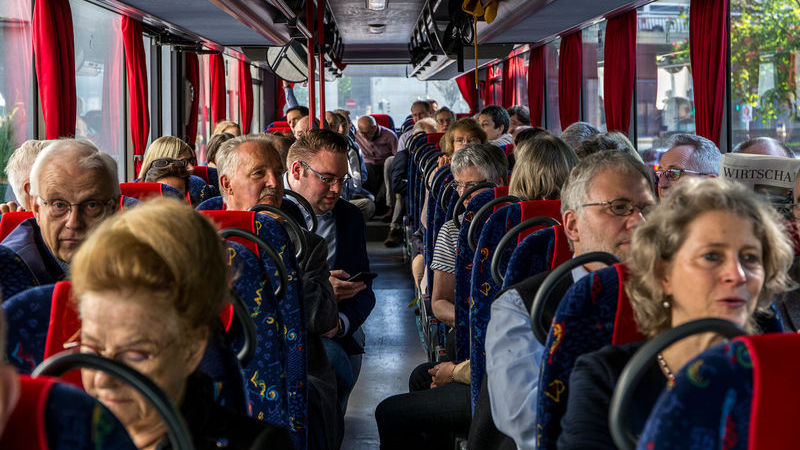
690, 0, 727, 146
456, 71, 478, 114
558, 32, 582, 129
238, 60, 253, 134
185, 53, 199, 150
275, 78, 286, 117
99, 18, 123, 163
210, 53, 226, 126
527, 46, 546, 127
603, 11, 637, 134
502, 58, 513, 108
122, 16, 149, 175
482, 65, 500, 106
33, 0, 76, 139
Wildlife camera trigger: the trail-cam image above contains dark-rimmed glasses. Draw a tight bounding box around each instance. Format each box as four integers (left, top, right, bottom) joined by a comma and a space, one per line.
39, 198, 115, 219
151, 158, 187, 169
654, 168, 709, 183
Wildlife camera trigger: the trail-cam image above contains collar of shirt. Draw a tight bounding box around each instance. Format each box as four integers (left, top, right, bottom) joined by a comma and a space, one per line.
571, 263, 590, 283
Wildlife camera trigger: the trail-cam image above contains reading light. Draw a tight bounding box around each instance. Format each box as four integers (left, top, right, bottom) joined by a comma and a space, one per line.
367, 0, 387, 11
369, 23, 386, 34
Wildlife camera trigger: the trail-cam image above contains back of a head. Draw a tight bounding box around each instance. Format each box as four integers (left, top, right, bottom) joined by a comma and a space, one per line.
507, 105, 531, 125
561, 150, 653, 215
480, 105, 511, 134
287, 129, 349, 166
575, 132, 642, 163
513, 127, 548, 147
143, 158, 191, 185
206, 132, 235, 165
451, 143, 508, 186
412, 117, 437, 134
560, 121, 600, 151
213, 120, 240, 136
667, 133, 721, 175
29, 139, 120, 198
509, 135, 579, 201
5, 139, 51, 205
71, 198, 227, 333
139, 136, 193, 179
732, 136, 794, 158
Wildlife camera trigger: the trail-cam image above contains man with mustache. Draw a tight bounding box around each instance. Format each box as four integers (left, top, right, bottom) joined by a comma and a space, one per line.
215, 136, 343, 449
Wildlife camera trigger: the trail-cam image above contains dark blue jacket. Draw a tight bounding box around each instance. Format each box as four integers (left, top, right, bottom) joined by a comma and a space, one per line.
391, 148, 409, 196
331, 199, 376, 354
0, 218, 64, 296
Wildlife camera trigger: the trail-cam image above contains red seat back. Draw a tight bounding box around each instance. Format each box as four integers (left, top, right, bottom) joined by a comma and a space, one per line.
192, 166, 210, 184
426, 132, 445, 147
199, 210, 260, 256
0, 211, 34, 242
610, 264, 645, 345
456, 113, 471, 120
504, 143, 514, 156
516, 200, 562, 242
0, 375, 54, 450
272, 120, 289, 128
268, 127, 292, 135
370, 114, 392, 129
119, 182, 169, 201
548, 225, 573, 270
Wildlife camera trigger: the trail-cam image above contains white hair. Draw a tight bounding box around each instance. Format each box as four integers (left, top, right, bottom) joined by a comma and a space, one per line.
5, 140, 50, 204
215, 135, 280, 200
29, 139, 119, 198
412, 117, 437, 134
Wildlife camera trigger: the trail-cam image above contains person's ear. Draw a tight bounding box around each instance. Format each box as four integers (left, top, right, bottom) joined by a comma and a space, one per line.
0, 365, 21, 438
659, 260, 672, 296
219, 174, 234, 197
31, 196, 41, 221
290, 161, 303, 181
563, 209, 580, 246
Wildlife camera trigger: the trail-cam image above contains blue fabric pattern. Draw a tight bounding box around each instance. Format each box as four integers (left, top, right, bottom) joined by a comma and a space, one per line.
502, 227, 556, 289
0, 245, 37, 300
196, 195, 224, 211
188, 175, 220, 206
2, 284, 55, 374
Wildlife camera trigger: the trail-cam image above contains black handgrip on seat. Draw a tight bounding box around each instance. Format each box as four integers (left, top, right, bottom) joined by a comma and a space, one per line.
440, 180, 456, 212
282, 190, 317, 233
228, 289, 257, 367
467, 195, 522, 251
219, 227, 288, 301
249, 204, 308, 265
423, 156, 442, 191
33, 352, 195, 450
609, 318, 746, 450
490, 216, 561, 286
529, 252, 620, 344
429, 165, 451, 196
450, 182, 496, 228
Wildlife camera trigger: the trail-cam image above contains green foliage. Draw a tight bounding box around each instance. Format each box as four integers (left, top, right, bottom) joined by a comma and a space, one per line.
338, 76, 352, 101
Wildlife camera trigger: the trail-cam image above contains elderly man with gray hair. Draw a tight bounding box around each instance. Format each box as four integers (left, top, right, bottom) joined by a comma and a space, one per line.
655, 133, 720, 198
560, 121, 600, 151
0, 139, 119, 295
732, 136, 794, 158
1, 139, 51, 213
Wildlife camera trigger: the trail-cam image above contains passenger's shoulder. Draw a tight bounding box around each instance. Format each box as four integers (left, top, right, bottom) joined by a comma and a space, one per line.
574, 341, 646, 378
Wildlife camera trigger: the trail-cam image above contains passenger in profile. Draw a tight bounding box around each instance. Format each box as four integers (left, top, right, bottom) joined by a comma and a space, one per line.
655, 133, 720, 198
434, 106, 456, 132
204, 132, 235, 168
507, 105, 531, 135
328, 112, 375, 223
143, 158, 191, 197
212, 120, 241, 137
479, 105, 513, 148
71, 199, 294, 450
356, 115, 398, 215
285, 129, 376, 414
558, 178, 793, 449
1, 139, 50, 213
483, 151, 654, 450
0, 139, 119, 289
560, 121, 600, 151
733, 136, 794, 158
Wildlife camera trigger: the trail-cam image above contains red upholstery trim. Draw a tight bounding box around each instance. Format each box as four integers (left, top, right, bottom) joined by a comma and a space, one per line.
193, 166, 210, 183
199, 210, 259, 256
44, 281, 82, 388
550, 225, 573, 270
268, 127, 292, 134
272, 121, 289, 128
0, 211, 34, 242
0, 375, 54, 450
517, 200, 562, 243
504, 143, 514, 156
494, 186, 509, 197
370, 114, 392, 129
740, 334, 800, 450
456, 113, 471, 120
426, 133, 445, 147
119, 182, 168, 201
219, 303, 234, 332
238, 60, 254, 134
611, 264, 645, 345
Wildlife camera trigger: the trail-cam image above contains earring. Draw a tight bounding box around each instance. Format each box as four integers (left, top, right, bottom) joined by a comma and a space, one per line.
662, 295, 672, 309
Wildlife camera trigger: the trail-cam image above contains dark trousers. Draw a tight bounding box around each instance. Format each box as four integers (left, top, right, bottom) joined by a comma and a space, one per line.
375, 362, 471, 450
365, 162, 387, 210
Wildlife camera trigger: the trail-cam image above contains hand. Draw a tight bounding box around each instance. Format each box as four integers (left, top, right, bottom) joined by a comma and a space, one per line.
0, 201, 20, 214
437, 154, 451, 169
322, 323, 339, 339
428, 362, 456, 389
329, 269, 367, 301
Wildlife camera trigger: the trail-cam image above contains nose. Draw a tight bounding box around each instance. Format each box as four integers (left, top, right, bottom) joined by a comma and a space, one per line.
624, 210, 646, 229
88, 367, 122, 390
329, 180, 343, 195
64, 206, 87, 230
722, 257, 747, 285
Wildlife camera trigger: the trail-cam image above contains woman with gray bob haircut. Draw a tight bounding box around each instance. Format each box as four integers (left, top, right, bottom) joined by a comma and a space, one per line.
450, 143, 508, 187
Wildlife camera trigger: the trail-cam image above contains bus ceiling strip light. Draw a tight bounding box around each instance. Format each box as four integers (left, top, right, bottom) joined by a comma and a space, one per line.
266, 39, 309, 83
367, 0, 387, 11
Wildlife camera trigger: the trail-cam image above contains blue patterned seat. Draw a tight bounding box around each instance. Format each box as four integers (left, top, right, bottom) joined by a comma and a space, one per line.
195, 196, 308, 231
0, 245, 37, 301
501, 224, 572, 288
188, 175, 220, 206
192, 165, 219, 190
469, 200, 562, 410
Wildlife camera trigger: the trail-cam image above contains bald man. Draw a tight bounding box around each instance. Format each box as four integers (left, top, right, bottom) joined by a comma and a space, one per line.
733, 136, 794, 158
355, 116, 398, 212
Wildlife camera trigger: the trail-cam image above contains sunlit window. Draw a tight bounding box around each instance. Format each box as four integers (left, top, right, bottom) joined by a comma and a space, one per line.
583, 22, 607, 132
225, 54, 239, 124
196, 54, 211, 162
545, 38, 562, 135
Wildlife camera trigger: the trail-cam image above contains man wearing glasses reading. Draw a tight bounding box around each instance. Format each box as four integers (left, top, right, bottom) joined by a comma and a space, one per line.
286, 129, 376, 415
655, 134, 720, 198
0, 139, 119, 295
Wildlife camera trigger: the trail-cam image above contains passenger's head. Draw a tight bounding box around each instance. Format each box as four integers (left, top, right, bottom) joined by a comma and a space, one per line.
217, 136, 285, 211
560, 151, 655, 262
575, 132, 643, 163
72, 199, 226, 445
0, 308, 20, 439
327, 112, 350, 135
451, 143, 508, 205
143, 158, 191, 197
212, 120, 241, 137
479, 105, 511, 141
30, 139, 120, 263
733, 136, 794, 158
507, 105, 531, 134
357, 116, 378, 141
509, 135, 578, 201
427, 99, 439, 112
626, 178, 794, 337
412, 117, 437, 135
205, 132, 235, 167
294, 116, 320, 139
560, 121, 600, 151
513, 127, 548, 147
286, 129, 350, 214
139, 136, 196, 178
333, 109, 351, 123
657, 133, 720, 198
5, 139, 51, 210
444, 118, 488, 156
259, 133, 293, 166
411, 100, 433, 123
434, 107, 456, 132
286, 105, 309, 130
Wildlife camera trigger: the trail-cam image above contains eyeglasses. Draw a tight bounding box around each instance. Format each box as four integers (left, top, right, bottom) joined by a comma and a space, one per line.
453, 180, 487, 191
39, 198, 115, 219
654, 168, 708, 183
300, 161, 351, 186
454, 136, 480, 145
65, 338, 167, 369
151, 158, 186, 169
581, 199, 655, 217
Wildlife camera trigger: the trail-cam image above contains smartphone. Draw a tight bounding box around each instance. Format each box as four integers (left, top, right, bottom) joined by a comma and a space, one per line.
345, 272, 378, 283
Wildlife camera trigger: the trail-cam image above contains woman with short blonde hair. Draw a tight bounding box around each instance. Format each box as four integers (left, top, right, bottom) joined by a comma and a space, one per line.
213, 120, 241, 137
138, 136, 196, 179
508, 134, 578, 200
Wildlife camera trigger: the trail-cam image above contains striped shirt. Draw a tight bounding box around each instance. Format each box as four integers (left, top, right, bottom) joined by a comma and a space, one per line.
430, 219, 459, 274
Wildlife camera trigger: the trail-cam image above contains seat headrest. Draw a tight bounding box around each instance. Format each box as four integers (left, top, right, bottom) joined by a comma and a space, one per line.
199, 210, 259, 256
517, 200, 562, 242
119, 182, 181, 201
426, 132, 445, 146
0, 211, 34, 242
610, 264, 645, 345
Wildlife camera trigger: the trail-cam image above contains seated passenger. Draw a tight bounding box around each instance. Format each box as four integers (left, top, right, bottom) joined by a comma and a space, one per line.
484, 151, 654, 450
655, 134, 720, 198
557, 178, 793, 449
396, 100, 434, 154
212, 120, 241, 137
294, 116, 321, 139
71, 199, 294, 450
574, 132, 644, 163
138, 136, 198, 178
143, 158, 191, 197
434, 107, 456, 133
479, 105, 513, 148
286, 104, 309, 131
355, 115, 398, 214
506, 135, 578, 201
329, 112, 375, 223
732, 136, 794, 158
506, 105, 531, 135
375, 144, 508, 450
1, 139, 50, 213
560, 121, 600, 151
205, 132, 235, 168
0, 139, 119, 289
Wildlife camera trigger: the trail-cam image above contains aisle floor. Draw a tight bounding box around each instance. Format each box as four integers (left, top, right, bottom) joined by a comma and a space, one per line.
341, 242, 426, 449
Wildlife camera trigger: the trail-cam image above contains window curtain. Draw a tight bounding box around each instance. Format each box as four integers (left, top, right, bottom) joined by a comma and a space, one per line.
456, 71, 478, 113
185, 53, 199, 150
481, 67, 493, 106
527, 46, 545, 127
100, 17, 123, 164
558, 32, 582, 129
603, 11, 637, 134
502, 55, 527, 108
209, 53, 226, 126
122, 16, 149, 175
690, 0, 728, 146
275, 78, 287, 117
33, 0, 76, 139
238, 60, 253, 134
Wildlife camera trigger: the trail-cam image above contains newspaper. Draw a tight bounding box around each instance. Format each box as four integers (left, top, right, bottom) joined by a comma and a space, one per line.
720, 153, 800, 220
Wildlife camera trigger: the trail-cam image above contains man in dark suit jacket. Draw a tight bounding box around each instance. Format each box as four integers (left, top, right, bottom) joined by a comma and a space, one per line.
285, 129, 376, 413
